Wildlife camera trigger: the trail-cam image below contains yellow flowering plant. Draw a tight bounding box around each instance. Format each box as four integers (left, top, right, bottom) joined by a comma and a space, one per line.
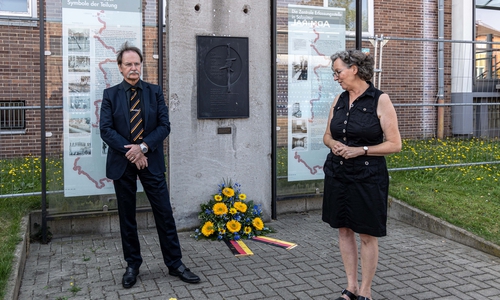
193, 180, 272, 241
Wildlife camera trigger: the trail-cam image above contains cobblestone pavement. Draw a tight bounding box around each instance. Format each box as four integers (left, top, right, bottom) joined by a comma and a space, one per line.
18, 211, 500, 300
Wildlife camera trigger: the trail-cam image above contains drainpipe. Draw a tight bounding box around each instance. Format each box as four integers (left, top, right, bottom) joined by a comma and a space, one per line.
378, 34, 386, 89
158, 0, 163, 85
487, 34, 493, 79
437, 0, 445, 139
40, 0, 48, 244
373, 35, 379, 86
356, 0, 362, 49
271, 0, 277, 220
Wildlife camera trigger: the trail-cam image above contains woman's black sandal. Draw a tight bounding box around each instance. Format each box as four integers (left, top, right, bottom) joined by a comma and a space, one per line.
335, 289, 357, 300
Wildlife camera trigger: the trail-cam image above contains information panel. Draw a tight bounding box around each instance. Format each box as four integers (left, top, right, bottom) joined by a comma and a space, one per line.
62, 0, 142, 197
287, 5, 345, 182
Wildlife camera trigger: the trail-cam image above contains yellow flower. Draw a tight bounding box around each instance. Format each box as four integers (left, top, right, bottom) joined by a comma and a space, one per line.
252, 217, 264, 230
244, 226, 252, 234
213, 203, 228, 215
234, 201, 247, 213
226, 220, 241, 233
218, 228, 226, 234
229, 207, 237, 215
222, 187, 235, 197
202, 221, 215, 237
239, 193, 247, 200
214, 194, 223, 201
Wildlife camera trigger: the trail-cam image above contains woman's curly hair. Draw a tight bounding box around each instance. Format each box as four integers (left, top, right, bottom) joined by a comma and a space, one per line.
330, 49, 374, 81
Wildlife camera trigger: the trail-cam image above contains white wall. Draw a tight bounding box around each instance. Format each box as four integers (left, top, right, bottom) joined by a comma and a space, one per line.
451, 0, 474, 93
451, 0, 474, 135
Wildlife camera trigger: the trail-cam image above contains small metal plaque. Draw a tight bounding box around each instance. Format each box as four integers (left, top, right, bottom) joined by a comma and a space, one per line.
197, 36, 249, 119
217, 127, 232, 134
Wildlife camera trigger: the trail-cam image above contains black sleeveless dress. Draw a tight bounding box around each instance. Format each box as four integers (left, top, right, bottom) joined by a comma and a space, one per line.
322, 82, 389, 237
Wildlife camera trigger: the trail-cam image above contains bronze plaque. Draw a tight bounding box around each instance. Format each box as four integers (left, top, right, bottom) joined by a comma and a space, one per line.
197, 36, 249, 119
217, 127, 232, 134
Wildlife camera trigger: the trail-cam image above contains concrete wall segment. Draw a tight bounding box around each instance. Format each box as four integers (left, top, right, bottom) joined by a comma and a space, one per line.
166, 1, 272, 230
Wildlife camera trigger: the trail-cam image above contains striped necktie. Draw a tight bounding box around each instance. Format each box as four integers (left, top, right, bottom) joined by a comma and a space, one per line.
129, 87, 143, 143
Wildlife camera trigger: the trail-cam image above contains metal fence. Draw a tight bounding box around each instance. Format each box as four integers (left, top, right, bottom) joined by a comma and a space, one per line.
274, 35, 500, 195
369, 35, 500, 170
2, 36, 500, 199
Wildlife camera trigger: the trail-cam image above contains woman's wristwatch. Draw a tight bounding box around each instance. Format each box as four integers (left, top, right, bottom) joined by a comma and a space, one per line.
363, 146, 368, 155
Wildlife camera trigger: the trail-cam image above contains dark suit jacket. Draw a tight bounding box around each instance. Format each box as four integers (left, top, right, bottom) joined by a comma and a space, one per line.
100, 80, 170, 180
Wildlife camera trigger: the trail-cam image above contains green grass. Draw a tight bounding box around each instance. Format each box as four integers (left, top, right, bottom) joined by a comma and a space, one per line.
0, 156, 63, 194
0, 196, 39, 299
387, 138, 500, 245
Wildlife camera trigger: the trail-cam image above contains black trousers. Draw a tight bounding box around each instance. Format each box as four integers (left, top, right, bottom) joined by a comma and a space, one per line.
113, 162, 183, 270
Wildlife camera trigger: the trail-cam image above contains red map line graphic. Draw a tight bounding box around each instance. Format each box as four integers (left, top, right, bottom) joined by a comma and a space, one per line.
97, 58, 116, 86
94, 38, 117, 55
313, 27, 321, 43
308, 27, 332, 122
294, 152, 323, 175
92, 99, 101, 128
291, 27, 331, 175
73, 157, 112, 189
95, 11, 118, 89
96, 10, 108, 34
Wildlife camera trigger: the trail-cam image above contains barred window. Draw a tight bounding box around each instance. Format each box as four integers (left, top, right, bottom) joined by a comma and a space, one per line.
0, 101, 26, 132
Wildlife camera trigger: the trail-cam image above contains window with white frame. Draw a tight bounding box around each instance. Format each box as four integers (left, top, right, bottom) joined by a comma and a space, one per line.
0, 0, 37, 18
325, 0, 374, 37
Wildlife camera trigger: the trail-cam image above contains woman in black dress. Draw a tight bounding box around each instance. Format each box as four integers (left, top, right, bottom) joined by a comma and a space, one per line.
323, 49, 401, 300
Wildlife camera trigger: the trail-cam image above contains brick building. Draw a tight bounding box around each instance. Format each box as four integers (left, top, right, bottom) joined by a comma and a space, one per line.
2, 0, 496, 155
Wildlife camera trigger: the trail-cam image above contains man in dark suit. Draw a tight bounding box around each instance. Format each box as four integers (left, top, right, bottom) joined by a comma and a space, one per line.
100, 42, 200, 288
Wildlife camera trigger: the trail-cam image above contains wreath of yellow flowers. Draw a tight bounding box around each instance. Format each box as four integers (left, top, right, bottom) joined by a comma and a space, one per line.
193, 180, 272, 241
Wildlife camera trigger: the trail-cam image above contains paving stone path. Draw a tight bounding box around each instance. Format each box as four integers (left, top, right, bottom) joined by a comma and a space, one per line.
18, 211, 500, 299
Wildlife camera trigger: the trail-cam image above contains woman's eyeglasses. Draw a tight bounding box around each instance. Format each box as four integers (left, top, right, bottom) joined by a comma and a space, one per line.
332, 67, 350, 78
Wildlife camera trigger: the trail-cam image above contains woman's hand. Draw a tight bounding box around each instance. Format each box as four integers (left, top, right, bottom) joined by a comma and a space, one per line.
332, 144, 364, 159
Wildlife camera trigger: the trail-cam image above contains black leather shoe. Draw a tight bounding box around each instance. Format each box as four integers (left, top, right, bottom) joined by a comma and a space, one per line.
169, 264, 200, 283
122, 267, 139, 288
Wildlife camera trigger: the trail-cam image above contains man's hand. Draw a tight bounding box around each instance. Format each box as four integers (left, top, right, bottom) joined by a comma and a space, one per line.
125, 144, 148, 169
134, 155, 148, 170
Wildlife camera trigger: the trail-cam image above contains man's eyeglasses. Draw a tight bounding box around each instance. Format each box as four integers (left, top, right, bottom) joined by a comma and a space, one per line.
332, 66, 350, 78
122, 62, 141, 68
